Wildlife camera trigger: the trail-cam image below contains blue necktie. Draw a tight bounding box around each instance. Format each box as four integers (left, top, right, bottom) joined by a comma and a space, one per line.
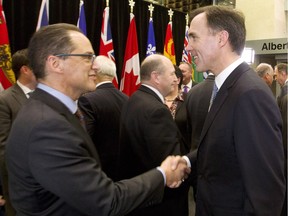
183, 85, 189, 93
208, 83, 218, 111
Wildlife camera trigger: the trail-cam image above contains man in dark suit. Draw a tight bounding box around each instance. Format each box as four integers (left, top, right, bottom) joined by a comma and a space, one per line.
178, 6, 285, 215
119, 54, 190, 216
5, 23, 190, 216
0, 48, 37, 216
185, 73, 215, 201
179, 62, 197, 96
274, 63, 287, 216
78, 55, 128, 181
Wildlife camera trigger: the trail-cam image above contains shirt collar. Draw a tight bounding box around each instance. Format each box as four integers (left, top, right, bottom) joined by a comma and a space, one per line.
37, 83, 78, 114
215, 58, 244, 90
17, 80, 33, 97
142, 84, 165, 103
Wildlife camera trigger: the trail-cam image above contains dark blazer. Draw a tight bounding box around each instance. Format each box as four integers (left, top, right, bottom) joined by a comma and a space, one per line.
174, 98, 191, 153
186, 74, 215, 152
78, 82, 128, 181
119, 85, 189, 216
0, 83, 27, 216
6, 88, 165, 216
188, 63, 286, 216
185, 74, 215, 195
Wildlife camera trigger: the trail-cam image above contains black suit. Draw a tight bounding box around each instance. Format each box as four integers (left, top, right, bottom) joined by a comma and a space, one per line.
119, 85, 189, 216
188, 63, 285, 215
6, 88, 165, 216
78, 82, 128, 181
186, 74, 215, 152
185, 74, 215, 198
0, 83, 27, 216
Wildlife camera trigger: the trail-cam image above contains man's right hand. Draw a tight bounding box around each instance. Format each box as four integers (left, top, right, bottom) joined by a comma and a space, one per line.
160, 156, 190, 188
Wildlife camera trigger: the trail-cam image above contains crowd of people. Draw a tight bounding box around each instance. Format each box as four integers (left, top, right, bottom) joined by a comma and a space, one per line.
0, 5, 286, 216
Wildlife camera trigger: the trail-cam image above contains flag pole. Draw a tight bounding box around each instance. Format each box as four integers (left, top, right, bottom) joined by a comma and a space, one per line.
148, 3, 154, 18
128, 0, 135, 14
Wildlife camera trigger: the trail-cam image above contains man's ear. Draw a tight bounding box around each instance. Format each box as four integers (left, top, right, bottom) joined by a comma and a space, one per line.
151, 71, 160, 85
46, 55, 63, 73
218, 30, 229, 47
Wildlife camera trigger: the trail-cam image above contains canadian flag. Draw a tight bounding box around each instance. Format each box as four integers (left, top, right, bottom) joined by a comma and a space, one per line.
120, 13, 140, 96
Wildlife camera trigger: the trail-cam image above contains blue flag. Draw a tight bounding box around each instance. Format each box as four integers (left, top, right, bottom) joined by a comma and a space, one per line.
36, 0, 49, 31
146, 18, 156, 56
77, 0, 87, 35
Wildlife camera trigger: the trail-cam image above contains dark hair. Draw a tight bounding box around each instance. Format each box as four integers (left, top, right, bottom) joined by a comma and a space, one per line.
28, 23, 82, 79
189, 5, 246, 55
12, 48, 30, 79
174, 65, 183, 89
276, 63, 288, 75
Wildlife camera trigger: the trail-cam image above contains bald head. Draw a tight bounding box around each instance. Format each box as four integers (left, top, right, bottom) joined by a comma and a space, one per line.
255, 63, 274, 86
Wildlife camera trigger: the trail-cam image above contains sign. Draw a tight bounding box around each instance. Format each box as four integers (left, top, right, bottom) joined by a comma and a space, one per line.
245, 38, 288, 55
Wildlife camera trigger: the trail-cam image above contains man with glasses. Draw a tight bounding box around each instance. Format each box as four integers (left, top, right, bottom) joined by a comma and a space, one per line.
5, 23, 190, 216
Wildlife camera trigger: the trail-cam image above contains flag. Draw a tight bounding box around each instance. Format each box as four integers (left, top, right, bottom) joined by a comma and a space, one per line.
0, 1, 15, 90
99, 6, 118, 88
182, 25, 192, 64
146, 18, 156, 56
120, 13, 140, 96
77, 0, 86, 35
36, 0, 49, 31
163, 21, 176, 65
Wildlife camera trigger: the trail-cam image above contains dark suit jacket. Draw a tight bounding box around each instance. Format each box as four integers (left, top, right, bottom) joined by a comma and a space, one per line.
78, 82, 128, 181
185, 74, 215, 192
188, 63, 285, 216
6, 88, 165, 216
0, 83, 27, 216
119, 85, 189, 216
186, 74, 215, 152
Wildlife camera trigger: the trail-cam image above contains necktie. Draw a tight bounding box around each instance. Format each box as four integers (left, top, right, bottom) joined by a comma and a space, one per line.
183, 85, 189, 93
75, 108, 86, 130
208, 83, 218, 111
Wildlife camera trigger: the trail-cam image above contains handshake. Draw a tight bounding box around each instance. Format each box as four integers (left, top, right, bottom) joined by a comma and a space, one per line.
160, 156, 191, 188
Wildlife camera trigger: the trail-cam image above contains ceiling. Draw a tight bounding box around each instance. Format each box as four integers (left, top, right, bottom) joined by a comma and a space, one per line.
143, 0, 235, 13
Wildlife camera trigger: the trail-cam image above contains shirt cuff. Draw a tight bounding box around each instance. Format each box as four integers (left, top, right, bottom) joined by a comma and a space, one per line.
182, 156, 191, 168
156, 167, 166, 186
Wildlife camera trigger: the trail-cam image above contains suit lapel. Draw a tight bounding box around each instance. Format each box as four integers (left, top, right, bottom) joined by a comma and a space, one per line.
31, 89, 100, 160
11, 84, 27, 105
198, 62, 250, 145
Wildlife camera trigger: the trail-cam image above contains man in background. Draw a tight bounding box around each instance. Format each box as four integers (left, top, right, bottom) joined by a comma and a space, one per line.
179, 62, 197, 95
78, 55, 128, 181
255, 62, 274, 87
119, 54, 190, 216
0, 48, 37, 216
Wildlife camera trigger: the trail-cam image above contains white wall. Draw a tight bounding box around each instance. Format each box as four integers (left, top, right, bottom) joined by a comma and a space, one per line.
236, 0, 287, 40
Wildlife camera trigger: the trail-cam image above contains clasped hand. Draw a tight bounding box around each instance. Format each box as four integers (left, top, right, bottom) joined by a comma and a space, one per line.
160, 155, 191, 188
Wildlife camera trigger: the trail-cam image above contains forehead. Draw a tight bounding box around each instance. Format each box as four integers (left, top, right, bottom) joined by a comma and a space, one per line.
69, 31, 93, 52
189, 12, 209, 34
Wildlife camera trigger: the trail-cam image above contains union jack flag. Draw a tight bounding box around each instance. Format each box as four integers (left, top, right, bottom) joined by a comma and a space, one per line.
99, 7, 115, 62
181, 25, 192, 64
99, 6, 118, 87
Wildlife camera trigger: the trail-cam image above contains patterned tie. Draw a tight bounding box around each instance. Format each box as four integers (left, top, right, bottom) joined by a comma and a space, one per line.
208, 83, 218, 112
183, 85, 189, 93
75, 108, 86, 130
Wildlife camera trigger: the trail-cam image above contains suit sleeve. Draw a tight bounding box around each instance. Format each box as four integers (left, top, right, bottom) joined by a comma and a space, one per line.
0, 95, 12, 156
234, 88, 285, 215
143, 107, 181, 164
78, 96, 97, 138
29, 115, 164, 216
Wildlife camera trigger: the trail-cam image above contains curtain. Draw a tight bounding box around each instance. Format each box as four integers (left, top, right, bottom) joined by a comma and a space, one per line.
3, 0, 186, 81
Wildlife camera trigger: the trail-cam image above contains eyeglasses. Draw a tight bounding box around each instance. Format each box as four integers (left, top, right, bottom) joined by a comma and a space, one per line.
54, 53, 96, 64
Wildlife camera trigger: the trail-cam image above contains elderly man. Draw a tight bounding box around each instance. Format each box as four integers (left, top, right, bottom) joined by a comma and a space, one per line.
255, 62, 274, 87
